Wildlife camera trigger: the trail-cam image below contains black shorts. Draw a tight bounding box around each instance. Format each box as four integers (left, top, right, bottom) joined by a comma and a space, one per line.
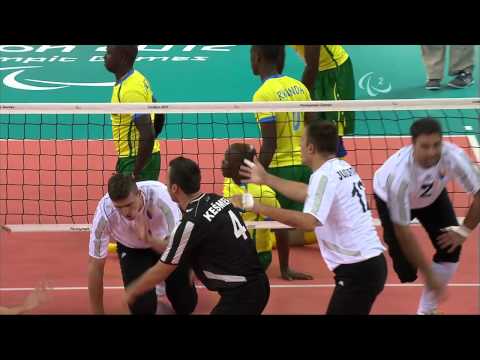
374, 189, 460, 283
116, 243, 198, 315
326, 254, 387, 315
211, 273, 270, 315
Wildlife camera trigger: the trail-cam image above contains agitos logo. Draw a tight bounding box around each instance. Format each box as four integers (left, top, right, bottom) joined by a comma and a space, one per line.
0, 45, 236, 91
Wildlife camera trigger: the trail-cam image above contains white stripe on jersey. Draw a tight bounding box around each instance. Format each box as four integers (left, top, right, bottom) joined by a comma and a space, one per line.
203, 271, 247, 283
160, 221, 195, 265
311, 175, 328, 214
172, 221, 194, 264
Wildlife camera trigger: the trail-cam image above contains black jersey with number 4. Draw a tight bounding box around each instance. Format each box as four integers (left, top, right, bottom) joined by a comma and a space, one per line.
160, 193, 264, 291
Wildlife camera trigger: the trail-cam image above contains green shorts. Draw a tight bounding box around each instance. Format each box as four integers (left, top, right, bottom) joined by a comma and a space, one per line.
268, 165, 312, 211
258, 251, 272, 271
312, 57, 355, 136
116, 152, 161, 182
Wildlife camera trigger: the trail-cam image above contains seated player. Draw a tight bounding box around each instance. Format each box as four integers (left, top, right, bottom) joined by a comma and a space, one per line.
1, 226, 50, 314
88, 174, 197, 315
223, 143, 304, 276
0, 283, 49, 315
125, 157, 270, 315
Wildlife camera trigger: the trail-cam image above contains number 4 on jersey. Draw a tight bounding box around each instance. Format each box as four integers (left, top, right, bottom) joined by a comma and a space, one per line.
228, 210, 248, 240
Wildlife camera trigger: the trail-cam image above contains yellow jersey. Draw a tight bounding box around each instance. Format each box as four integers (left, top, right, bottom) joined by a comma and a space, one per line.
291, 45, 349, 72
253, 75, 311, 168
223, 178, 279, 253
111, 69, 161, 158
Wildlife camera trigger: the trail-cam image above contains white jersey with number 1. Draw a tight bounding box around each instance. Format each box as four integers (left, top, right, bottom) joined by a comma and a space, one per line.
304, 158, 385, 271
89, 181, 182, 259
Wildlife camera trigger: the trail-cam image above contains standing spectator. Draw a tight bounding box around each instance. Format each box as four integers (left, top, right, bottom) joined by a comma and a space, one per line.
421, 45, 475, 90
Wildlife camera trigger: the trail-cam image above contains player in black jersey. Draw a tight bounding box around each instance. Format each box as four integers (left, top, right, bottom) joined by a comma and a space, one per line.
125, 157, 270, 315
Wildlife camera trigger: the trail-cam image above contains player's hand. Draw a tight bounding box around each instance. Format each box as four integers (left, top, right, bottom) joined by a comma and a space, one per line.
230, 193, 257, 212
134, 216, 151, 243
23, 282, 51, 312
123, 287, 137, 307
0, 224, 11, 232
281, 268, 314, 281
437, 226, 469, 253
239, 158, 267, 185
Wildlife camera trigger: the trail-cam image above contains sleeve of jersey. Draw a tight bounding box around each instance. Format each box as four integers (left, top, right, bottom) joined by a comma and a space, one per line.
253, 90, 276, 124
449, 147, 480, 194
160, 219, 198, 265
386, 175, 411, 226
88, 204, 111, 259
121, 83, 150, 123
303, 173, 336, 226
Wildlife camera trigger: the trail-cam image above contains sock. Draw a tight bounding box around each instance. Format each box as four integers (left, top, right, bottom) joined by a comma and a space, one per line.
417, 262, 458, 314
155, 282, 166, 297
156, 298, 175, 315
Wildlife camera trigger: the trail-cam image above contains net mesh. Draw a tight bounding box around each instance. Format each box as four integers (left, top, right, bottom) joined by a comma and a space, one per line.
1, 99, 479, 226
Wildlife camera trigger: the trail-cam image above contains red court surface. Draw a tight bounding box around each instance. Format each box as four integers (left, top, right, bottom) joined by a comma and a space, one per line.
0, 225, 478, 315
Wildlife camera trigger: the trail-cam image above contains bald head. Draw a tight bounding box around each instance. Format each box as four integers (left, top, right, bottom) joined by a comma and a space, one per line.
221, 143, 256, 183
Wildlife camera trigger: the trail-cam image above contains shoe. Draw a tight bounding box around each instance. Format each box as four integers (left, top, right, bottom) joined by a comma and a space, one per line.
417, 309, 444, 315
425, 79, 441, 90
448, 71, 475, 88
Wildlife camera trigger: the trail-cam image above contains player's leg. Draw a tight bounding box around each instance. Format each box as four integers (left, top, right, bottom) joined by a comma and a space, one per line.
312, 64, 353, 158
115, 152, 160, 181
447, 45, 475, 88
326, 254, 387, 315
116, 243, 159, 314
268, 165, 313, 280
164, 260, 198, 315
137, 151, 161, 181
374, 193, 418, 282
420, 45, 446, 82
257, 251, 272, 271
414, 189, 460, 314
448, 45, 475, 76
210, 273, 270, 315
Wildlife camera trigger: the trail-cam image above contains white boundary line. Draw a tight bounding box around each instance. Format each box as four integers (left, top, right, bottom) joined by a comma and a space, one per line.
0, 283, 479, 292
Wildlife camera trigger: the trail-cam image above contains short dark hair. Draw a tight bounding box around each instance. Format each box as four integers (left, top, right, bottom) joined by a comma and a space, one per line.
108, 173, 138, 202
410, 117, 442, 141
226, 143, 256, 178
117, 45, 138, 66
253, 45, 285, 64
305, 121, 338, 155
169, 157, 201, 195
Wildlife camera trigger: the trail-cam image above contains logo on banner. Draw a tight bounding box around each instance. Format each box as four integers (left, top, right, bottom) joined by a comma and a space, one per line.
0, 45, 236, 91
358, 72, 392, 97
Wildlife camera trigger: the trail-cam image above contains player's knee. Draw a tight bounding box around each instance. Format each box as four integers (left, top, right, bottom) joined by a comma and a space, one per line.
169, 286, 198, 315
392, 261, 417, 283
434, 247, 461, 263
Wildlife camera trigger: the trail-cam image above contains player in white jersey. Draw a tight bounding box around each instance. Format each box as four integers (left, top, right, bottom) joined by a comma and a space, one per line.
373, 117, 480, 314
88, 173, 197, 315
236, 121, 387, 314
